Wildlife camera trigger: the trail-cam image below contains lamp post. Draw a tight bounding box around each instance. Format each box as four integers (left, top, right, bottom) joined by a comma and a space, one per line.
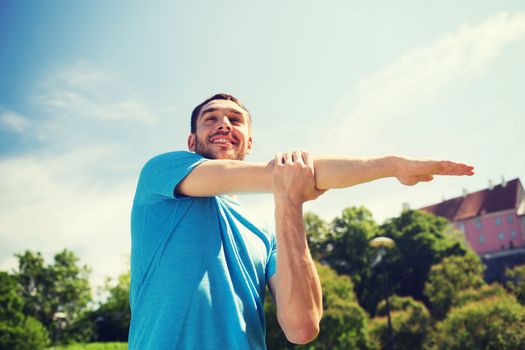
370, 236, 395, 350
52, 312, 67, 345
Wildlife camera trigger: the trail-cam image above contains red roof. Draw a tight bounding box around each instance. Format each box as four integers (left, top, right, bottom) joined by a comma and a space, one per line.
420, 178, 522, 221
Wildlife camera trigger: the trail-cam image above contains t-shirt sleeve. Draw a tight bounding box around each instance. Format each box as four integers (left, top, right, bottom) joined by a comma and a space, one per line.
266, 232, 277, 282
136, 151, 208, 200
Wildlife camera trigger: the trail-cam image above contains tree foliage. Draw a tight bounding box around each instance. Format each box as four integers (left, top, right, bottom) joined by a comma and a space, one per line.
370, 295, 432, 350
306, 208, 470, 314
0, 271, 50, 350
308, 207, 382, 313
424, 254, 485, 319
14, 250, 92, 344
505, 264, 525, 305
378, 210, 468, 307
90, 271, 131, 342
304, 212, 330, 261
431, 296, 525, 350
452, 283, 508, 309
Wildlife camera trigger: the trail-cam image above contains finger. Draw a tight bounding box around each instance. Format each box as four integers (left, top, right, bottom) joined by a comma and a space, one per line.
293, 150, 305, 165
302, 151, 314, 168
284, 152, 293, 165
437, 161, 475, 175
275, 152, 284, 166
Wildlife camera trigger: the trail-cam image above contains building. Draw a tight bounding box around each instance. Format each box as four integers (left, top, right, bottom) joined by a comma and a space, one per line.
419, 178, 525, 255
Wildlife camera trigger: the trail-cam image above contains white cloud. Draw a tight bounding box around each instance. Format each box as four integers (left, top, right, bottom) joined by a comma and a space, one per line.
0, 110, 31, 132
0, 146, 134, 289
329, 12, 525, 149
35, 61, 158, 124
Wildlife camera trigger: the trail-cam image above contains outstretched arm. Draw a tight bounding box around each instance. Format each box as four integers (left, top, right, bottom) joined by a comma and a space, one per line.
175, 154, 474, 196
313, 155, 474, 189
268, 151, 324, 344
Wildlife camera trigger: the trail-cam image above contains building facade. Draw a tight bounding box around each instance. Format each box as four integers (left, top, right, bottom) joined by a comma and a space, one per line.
420, 178, 525, 255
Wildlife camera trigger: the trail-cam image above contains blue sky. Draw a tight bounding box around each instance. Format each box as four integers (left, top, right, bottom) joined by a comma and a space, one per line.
1, 1, 524, 289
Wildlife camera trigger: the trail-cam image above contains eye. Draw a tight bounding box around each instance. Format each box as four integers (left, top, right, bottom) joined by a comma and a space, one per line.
205, 116, 217, 122
230, 116, 245, 125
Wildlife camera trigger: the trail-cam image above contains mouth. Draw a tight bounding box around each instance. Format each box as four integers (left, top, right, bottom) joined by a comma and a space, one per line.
209, 135, 236, 146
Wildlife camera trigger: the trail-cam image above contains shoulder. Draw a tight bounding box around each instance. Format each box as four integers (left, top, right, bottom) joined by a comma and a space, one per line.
145, 151, 203, 168
134, 151, 209, 200
141, 151, 206, 174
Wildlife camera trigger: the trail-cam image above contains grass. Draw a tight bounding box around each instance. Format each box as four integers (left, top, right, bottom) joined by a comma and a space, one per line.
47, 343, 127, 350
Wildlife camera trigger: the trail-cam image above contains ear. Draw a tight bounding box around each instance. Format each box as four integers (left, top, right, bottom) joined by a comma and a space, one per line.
188, 134, 196, 151
245, 136, 253, 155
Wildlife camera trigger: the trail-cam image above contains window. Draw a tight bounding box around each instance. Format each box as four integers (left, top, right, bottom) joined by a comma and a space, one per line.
475, 218, 482, 229
508, 214, 514, 224
479, 235, 485, 244
495, 217, 501, 226
458, 222, 465, 231
511, 229, 517, 239
498, 232, 505, 241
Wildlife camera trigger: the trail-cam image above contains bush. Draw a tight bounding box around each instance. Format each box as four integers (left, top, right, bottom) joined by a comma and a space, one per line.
505, 264, 525, 305
0, 316, 50, 350
0, 271, 50, 350
424, 254, 485, 319
451, 283, 508, 308
370, 296, 431, 350
431, 296, 525, 350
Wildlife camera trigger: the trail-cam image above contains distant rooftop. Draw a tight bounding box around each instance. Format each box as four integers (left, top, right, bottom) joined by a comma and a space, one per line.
420, 178, 522, 221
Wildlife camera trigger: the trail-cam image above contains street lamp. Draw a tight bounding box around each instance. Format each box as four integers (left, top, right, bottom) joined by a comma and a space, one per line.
370, 236, 396, 350
52, 312, 67, 345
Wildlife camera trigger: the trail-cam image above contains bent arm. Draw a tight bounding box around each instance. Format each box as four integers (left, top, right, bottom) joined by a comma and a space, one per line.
175, 155, 474, 196
268, 151, 323, 344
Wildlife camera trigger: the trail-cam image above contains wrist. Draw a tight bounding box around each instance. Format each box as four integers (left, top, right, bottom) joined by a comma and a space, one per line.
274, 196, 304, 213
387, 155, 404, 177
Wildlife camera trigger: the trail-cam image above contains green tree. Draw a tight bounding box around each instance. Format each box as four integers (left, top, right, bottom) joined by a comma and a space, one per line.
424, 254, 485, 319
452, 283, 508, 309
505, 264, 525, 305
379, 210, 468, 307
304, 212, 330, 261
321, 207, 381, 313
0, 271, 24, 325
14, 250, 92, 344
0, 271, 50, 350
265, 262, 372, 350
370, 295, 432, 350
431, 296, 525, 350
303, 208, 469, 314
90, 271, 131, 341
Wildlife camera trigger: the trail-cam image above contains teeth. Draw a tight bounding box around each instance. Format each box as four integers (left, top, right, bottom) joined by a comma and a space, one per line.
212, 138, 232, 144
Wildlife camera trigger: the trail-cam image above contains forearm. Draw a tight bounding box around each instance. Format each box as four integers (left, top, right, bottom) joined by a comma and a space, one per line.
313, 155, 399, 190
272, 201, 322, 343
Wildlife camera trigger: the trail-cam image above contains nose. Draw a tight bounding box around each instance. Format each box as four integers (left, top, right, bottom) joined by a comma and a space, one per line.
217, 116, 232, 131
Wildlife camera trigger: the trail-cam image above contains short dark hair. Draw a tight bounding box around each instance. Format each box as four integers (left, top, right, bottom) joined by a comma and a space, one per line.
190, 93, 251, 133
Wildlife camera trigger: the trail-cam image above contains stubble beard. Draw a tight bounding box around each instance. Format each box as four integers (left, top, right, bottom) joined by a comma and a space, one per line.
194, 136, 246, 161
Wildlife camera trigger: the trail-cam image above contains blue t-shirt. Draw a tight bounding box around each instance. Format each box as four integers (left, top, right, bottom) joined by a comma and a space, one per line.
129, 151, 277, 350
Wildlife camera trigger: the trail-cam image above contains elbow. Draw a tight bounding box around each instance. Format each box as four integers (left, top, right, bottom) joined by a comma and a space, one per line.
285, 322, 320, 344
279, 316, 320, 344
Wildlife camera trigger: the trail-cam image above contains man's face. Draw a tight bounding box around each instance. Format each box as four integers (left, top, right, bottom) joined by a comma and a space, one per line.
188, 99, 252, 160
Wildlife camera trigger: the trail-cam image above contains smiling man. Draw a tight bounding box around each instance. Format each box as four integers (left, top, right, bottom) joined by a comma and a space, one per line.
128, 93, 474, 350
